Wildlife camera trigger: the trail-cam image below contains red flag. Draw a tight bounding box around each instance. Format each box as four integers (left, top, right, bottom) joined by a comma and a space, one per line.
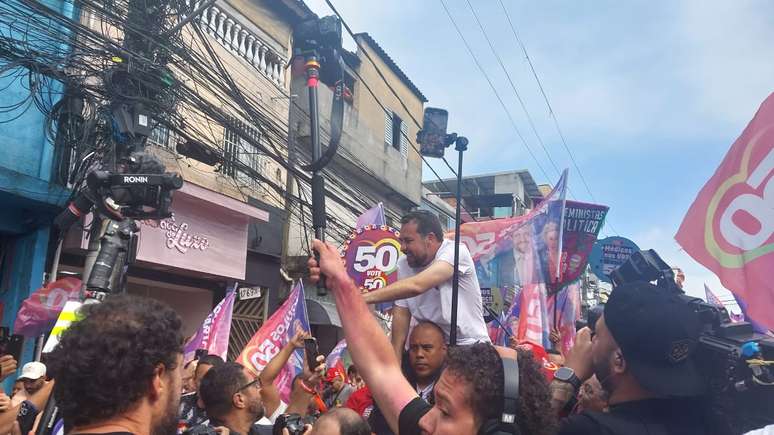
675, 93, 774, 331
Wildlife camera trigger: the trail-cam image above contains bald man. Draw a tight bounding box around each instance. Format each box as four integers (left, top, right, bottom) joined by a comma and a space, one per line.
312, 408, 370, 435
407, 322, 447, 402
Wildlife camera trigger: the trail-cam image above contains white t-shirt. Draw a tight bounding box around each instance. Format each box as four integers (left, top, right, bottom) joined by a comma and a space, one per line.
395, 239, 490, 345
257, 399, 287, 425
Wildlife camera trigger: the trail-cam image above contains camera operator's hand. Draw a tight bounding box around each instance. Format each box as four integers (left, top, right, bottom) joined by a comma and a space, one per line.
0, 356, 17, 381
213, 426, 230, 435
0, 393, 10, 412
308, 239, 351, 288
564, 327, 594, 382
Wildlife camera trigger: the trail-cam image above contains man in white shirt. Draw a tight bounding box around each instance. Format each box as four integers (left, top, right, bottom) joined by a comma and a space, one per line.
362, 210, 490, 358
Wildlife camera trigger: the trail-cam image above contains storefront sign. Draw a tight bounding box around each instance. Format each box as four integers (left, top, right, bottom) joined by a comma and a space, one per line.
136, 192, 250, 280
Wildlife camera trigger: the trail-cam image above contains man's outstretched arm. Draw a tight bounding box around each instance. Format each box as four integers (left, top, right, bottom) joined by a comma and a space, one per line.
309, 240, 418, 434
362, 261, 453, 304
259, 325, 308, 416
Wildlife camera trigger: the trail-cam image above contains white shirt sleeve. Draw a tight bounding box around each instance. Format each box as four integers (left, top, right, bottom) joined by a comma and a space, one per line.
435, 240, 472, 275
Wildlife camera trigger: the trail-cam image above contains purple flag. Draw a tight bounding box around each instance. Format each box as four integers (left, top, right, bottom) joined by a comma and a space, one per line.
184, 287, 237, 363
355, 203, 385, 229
325, 339, 348, 372
704, 283, 724, 307
732, 292, 770, 334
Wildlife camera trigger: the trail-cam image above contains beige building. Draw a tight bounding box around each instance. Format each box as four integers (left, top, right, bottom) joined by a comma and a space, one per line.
61, 0, 316, 359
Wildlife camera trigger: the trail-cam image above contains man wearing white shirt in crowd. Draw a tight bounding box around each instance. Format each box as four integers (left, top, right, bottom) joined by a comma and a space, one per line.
362, 210, 490, 358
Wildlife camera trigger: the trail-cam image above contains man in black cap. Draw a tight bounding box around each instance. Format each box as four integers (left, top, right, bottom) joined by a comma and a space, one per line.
550, 281, 716, 435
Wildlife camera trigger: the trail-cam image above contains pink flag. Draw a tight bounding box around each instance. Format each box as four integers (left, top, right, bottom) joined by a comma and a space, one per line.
675, 93, 774, 331
14, 277, 81, 337
184, 288, 236, 362
237, 282, 310, 401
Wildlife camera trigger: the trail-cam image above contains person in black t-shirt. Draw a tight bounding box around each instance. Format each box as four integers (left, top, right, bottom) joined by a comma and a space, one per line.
550, 281, 722, 435
307, 239, 557, 435
46, 295, 185, 435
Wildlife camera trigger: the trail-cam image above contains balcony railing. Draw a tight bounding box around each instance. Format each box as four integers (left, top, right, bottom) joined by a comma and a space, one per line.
186, 0, 287, 88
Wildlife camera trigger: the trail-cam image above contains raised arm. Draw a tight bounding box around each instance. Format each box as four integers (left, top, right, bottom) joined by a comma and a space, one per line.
309, 240, 418, 434
390, 306, 411, 362
259, 324, 308, 416
362, 261, 453, 304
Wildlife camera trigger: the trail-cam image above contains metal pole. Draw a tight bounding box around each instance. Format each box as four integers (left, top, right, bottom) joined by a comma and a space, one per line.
449, 137, 468, 346
306, 55, 327, 294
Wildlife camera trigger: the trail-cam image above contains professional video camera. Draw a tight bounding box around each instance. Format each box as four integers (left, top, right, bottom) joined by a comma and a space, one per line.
293, 15, 343, 85
611, 249, 774, 432
54, 151, 182, 231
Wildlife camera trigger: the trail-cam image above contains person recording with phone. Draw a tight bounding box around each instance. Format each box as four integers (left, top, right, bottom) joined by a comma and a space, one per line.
551, 281, 723, 435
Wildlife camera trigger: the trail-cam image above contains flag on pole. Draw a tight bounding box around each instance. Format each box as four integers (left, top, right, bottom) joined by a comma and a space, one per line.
704, 283, 724, 307
325, 339, 348, 375
355, 202, 386, 229
732, 292, 770, 334
237, 282, 310, 401
183, 285, 237, 363
14, 277, 81, 337
675, 93, 774, 331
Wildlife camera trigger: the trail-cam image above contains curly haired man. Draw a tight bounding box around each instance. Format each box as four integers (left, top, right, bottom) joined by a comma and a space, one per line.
47, 295, 184, 435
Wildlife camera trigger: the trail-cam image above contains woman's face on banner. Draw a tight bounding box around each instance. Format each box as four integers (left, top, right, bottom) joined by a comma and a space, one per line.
543, 222, 560, 250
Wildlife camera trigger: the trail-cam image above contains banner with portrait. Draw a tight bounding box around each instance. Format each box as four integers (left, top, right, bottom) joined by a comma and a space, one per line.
455, 170, 608, 350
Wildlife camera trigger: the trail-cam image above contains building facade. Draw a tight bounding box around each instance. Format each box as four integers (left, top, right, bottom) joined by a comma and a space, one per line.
423, 169, 543, 221
56, 0, 315, 356
0, 0, 77, 368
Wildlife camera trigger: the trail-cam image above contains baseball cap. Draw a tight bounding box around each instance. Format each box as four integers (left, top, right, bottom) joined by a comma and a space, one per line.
325, 367, 345, 383
604, 281, 705, 397
516, 341, 558, 381
18, 362, 46, 381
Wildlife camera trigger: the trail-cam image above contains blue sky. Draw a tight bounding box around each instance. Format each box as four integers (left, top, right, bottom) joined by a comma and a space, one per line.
304, 0, 774, 303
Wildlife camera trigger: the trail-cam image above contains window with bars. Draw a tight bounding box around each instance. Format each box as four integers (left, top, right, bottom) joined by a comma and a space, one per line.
147, 123, 173, 149
223, 118, 266, 190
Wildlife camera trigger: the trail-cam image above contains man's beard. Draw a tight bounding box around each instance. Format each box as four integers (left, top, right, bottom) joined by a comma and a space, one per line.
248, 397, 265, 421
151, 393, 181, 435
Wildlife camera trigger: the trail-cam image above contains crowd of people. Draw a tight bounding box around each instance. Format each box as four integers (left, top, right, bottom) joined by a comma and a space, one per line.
0, 211, 769, 435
